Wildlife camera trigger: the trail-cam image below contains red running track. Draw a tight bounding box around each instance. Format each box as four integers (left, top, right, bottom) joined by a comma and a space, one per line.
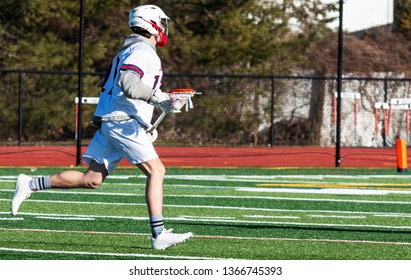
0, 146, 402, 168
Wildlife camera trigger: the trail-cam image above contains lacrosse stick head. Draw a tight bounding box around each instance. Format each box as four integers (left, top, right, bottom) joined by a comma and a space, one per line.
146, 88, 201, 133
169, 88, 196, 95
168, 88, 201, 111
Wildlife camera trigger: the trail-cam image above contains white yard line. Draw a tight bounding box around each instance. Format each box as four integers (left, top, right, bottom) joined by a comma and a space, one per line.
0, 217, 24, 221
178, 215, 236, 220
307, 215, 367, 219
0, 211, 148, 220
0, 198, 147, 207
244, 215, 300, 219
35, 216, 95, 221
0, 247, 224, 260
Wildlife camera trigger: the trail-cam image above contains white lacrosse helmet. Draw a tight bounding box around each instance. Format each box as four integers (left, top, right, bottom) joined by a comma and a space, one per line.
129, 5, 170, 47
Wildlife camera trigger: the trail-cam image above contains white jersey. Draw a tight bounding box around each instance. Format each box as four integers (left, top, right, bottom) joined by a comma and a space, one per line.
94, 35, 163, 128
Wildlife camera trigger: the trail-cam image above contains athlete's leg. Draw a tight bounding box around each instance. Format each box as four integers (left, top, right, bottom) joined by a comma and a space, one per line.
50, 160, 108, 189
11, 160, 108, 215
101, 119, 192, 249
136, 157, 192, 250
137, 157, 165, 216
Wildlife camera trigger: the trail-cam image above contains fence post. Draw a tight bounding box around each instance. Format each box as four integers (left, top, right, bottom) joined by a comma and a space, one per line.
76, 0, 85, 166
383, 78, 388, 147
335, 0, 344, 167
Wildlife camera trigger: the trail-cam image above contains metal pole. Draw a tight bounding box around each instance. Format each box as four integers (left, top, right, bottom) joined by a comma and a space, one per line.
335, 0, 344, 167
383, 78, 388, 146
76, 0, 85, 166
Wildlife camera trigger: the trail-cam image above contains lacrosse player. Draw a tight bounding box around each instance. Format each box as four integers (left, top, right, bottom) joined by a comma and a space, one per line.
11, 5, 193, 250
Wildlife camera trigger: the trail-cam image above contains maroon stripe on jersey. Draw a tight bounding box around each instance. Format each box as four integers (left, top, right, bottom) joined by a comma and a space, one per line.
120, 64, 144, 77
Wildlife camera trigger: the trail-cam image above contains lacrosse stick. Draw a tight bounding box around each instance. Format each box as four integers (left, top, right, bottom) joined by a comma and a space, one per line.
147, 88, 201, 133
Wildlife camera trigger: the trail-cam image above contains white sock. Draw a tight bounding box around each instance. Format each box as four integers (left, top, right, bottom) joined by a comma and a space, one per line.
150, 215, 164, 238
29, 176, 51, 191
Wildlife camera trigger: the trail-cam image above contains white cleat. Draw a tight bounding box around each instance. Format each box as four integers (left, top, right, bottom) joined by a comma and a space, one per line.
151, 228, 193, 250
11, 174, 33, 216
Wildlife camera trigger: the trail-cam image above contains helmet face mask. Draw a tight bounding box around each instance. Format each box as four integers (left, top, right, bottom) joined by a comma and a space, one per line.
156, 18, 169, 46
161, 18, 169, 36
129, 5, 170, 47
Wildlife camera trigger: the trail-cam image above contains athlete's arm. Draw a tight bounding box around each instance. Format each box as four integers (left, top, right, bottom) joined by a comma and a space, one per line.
118, 70, 152, 100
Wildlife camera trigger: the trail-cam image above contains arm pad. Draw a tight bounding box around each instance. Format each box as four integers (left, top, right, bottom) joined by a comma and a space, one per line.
118, 70, 152, 100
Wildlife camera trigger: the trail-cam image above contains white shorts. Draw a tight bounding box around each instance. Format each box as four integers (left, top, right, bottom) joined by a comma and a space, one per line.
83, 119, 158, 173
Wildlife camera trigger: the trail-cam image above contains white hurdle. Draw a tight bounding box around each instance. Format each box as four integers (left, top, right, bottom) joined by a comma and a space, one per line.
333, 92, 361, 144
374, 102, 390, 139
374, 98, 411, 143
74, 97, 99, 140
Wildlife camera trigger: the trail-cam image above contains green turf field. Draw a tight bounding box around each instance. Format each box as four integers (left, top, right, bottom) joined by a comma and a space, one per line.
0, 166, 411, 260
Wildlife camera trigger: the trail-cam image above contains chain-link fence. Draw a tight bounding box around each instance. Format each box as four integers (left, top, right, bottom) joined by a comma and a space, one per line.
1, 69, 411, 150
2, 1, 410, 167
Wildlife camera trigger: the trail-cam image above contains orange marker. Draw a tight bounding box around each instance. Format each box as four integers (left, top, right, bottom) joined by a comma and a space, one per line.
396, 139, 408, 173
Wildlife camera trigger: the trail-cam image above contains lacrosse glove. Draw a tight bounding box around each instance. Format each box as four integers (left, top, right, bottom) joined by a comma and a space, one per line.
149, 89, 172, 112
149, 89, 193, 113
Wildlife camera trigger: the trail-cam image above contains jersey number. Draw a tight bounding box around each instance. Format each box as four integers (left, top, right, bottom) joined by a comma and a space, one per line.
101, 59, 161, 94
152, 75, 161, 89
